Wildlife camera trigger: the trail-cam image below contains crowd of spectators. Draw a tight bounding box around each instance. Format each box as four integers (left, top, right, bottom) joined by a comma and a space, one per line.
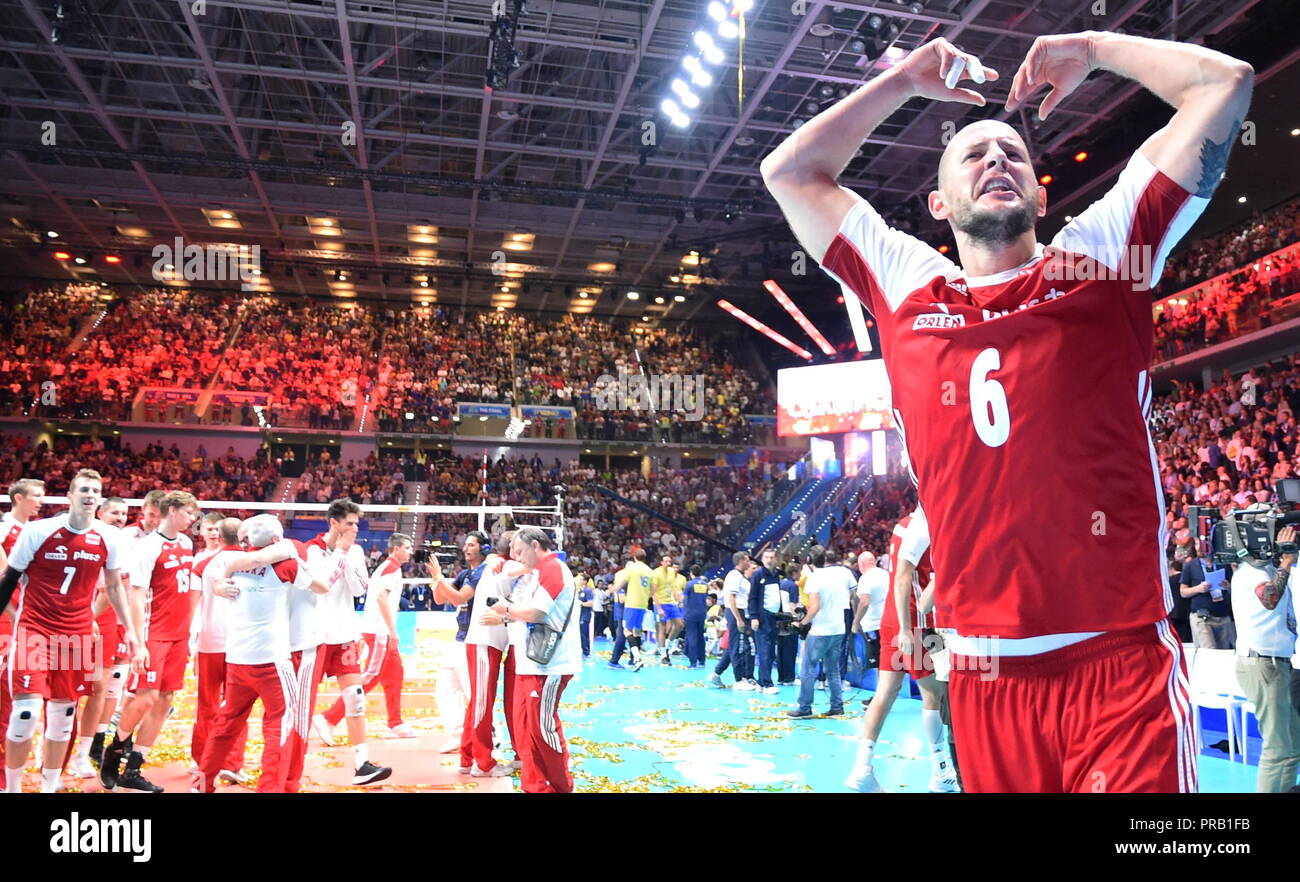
0, 285, 106, 419
0, 435, 279, 502
1154, 355, 1300, 563
217, 299, 375, 429
1152, 197, 1300, 302
291, 450, 415, 506
826, 474, 917, 559
1152, 198, 1300, 358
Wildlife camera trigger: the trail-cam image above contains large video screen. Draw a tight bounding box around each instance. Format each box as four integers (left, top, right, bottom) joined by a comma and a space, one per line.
776, 359, 894, 437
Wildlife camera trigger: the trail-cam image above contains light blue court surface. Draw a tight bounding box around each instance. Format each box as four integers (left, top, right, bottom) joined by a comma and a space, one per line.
556, 639, 1258, 793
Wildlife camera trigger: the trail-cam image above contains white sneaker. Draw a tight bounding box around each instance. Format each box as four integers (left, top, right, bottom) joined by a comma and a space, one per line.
218, 769, 249, 784
733, 681, 755, 692
312, 714, 336, 747
844, 764, 885, 793
842, 679, 852, 690
387, 723, 418, 739
67, 756, 96, 779
470, 763, 512, 777
928, 758, 961, 793
762, 686, 779, 694
439, 737, 462, 754
706, 672, 725, 688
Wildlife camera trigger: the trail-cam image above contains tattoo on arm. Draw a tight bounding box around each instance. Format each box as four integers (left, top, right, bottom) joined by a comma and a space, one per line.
1259, 568, 1289, 611
1195, 120, 1240, 198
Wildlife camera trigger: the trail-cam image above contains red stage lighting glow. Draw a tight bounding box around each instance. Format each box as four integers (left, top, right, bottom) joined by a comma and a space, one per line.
1074, 151, 1088, 162
762, 279, 836, 356
104, 254, 122, 264
1039, 174, 1053, 185
716, 299, 813, 361
53, 251, 71, 260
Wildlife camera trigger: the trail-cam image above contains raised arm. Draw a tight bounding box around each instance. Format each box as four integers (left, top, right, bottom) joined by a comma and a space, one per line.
761, 39, 999, 262
1005, 31, 1253, 198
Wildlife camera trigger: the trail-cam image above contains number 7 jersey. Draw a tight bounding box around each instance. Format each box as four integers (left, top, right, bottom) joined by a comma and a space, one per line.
820, 151, 1208, 640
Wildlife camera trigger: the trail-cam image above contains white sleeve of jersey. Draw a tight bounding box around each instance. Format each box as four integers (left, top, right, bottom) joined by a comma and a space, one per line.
899, 509, 930, 567
129, 534, 161, 590
101, 522, 125, 571
1049, 150, 1208, 291
344, 545, 369, 597
822, 187, 960, 316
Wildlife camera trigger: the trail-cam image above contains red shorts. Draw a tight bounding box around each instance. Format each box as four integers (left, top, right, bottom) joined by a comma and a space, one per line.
7, 628, 96, 701
318, 641, 362, 679
96, 610, 128, 666
947, 621, 1195, 793
131, 638, 189, 692
878, 625, 936, 680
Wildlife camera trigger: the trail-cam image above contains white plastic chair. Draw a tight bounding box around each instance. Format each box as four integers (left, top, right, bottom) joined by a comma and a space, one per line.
1188, 648, 1244, 762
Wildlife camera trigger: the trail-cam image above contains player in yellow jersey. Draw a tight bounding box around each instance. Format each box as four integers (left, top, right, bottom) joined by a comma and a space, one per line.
611, 549, 654, 671
650, 555, 686, 665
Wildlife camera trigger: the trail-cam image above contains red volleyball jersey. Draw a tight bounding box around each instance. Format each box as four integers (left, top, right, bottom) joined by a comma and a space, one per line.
822, 151, 1207, 638
130, 530, 196, 641
8, 515, 125, 635
882, 510, 934, 632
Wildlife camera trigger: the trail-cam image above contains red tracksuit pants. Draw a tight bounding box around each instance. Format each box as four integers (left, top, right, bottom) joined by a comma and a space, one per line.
323, 632, 405, 729
192, 651, 248, 772
460, 643, 517, 771
199, 660, 295, 793
512, 673, 573, 793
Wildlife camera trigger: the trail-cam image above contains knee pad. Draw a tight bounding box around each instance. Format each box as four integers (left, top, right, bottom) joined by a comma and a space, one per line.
104, 665, 128, 700
7, 698, 43, 744
630, 635, 642, 649
44, 700, 76, 743
343, 685, 366, 718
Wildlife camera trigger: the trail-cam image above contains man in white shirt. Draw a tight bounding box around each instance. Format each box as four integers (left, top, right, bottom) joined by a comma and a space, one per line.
788, 547, 856, 717
481, 527, 581, 793
319, 533, 417, 740
1230, 525, 1299, 792
705, 551, 754, 689
852, 552, 889, 672
459, 532, 521, 777
197, 515, 326, 792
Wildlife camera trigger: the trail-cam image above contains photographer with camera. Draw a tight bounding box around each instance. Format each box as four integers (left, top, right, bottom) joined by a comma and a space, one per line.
786, 547, 856, 719
1180, 553, 1236, 649
1230, 524, 1299, 792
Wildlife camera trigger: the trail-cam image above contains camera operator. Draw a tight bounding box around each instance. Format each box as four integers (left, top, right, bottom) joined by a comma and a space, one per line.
1230, 525, 1299, 792
1180, 552, 1236, 649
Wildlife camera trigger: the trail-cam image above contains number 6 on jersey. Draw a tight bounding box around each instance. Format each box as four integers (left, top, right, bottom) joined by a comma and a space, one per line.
969, 347, 1010, 448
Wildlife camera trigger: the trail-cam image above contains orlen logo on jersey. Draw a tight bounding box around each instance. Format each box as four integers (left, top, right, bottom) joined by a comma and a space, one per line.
913, 304, 966, 331
45, 545, 69, 561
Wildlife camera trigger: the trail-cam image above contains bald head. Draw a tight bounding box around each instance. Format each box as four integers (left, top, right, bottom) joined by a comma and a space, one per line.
219, 517, 242, 546
931, 119, 1044, 246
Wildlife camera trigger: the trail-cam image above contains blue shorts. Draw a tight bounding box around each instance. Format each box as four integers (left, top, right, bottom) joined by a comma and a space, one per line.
657, 603, 683, 622
623, 606, 648, 630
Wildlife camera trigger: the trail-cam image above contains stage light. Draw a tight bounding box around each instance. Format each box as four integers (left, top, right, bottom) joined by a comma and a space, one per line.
104, 254, 121, 264
53, 251, 71, 260
46, 230, 58, 239
1292, 128, 1300, 136
717, 20, 738, 39
670, 113, 691, 128
708, 1, 726, 20
1074, 151, 1088, 162
937, 244, 949, 254
703, 45, 723, 64
654, 296, 665, 304
693, 31, 716, 52
1064, 215, 1073, 223
885, 46, 905, 59
849, 38, 866, 53
836, 295, 844, 303
1039, 174, 1053, 185
1238, 195, 1246, 203
674, 294, 686, 302
661, 98, 681, 116
73, 256, 86, 264
627, 291, 640, 300
762, 279, 836, 356
732, 0, 753, 11
716, 299, 813, 361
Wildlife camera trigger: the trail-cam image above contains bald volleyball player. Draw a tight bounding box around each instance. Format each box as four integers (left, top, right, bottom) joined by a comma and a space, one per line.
762, 31, 1252, 792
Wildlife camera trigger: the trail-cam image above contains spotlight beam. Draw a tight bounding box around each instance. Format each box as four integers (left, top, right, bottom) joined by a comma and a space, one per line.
761, 279, 835, 356
716, 298, 813, 360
